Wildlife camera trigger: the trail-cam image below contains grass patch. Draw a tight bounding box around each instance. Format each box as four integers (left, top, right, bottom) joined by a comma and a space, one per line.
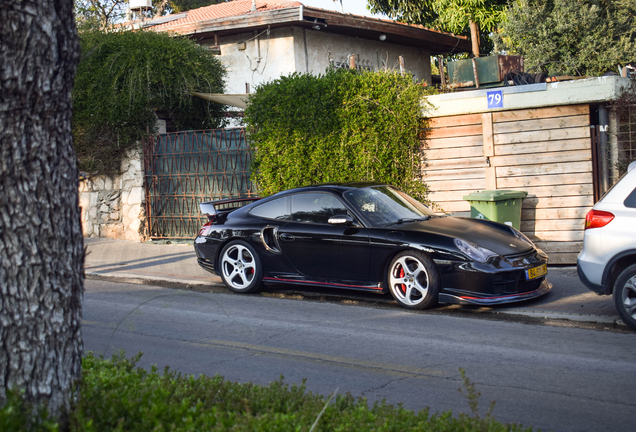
1, 352, 533, 431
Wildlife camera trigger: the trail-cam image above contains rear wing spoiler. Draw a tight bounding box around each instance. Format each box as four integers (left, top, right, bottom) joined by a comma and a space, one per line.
199, 197, 261, 216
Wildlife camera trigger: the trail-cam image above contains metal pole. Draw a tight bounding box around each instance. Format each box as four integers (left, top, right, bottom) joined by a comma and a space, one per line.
598, 104, 610, 194
471, 58, 480, 89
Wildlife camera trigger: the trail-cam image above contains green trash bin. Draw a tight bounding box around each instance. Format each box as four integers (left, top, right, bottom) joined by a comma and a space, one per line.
462, 190, 528, 230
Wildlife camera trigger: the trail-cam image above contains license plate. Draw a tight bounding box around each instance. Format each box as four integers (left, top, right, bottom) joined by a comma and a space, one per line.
526, 264, 547, 280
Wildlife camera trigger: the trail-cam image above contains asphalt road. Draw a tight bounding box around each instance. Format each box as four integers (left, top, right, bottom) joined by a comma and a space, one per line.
83, 279, 636, 432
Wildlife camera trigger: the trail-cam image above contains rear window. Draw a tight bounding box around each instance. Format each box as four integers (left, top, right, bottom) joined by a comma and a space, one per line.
625, 187, 636, 208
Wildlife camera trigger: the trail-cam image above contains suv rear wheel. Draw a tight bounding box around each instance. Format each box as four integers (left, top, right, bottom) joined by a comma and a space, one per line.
613, 264, 636, 330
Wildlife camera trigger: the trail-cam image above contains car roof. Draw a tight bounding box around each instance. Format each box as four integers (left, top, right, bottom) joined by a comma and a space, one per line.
278, 182, 389, 195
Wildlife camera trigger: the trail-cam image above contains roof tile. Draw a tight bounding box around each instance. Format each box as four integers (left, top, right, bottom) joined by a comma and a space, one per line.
152, 1, 303, 29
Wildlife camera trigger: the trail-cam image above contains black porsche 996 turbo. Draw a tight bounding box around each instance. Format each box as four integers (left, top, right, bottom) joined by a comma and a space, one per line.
194, 183, 551, 309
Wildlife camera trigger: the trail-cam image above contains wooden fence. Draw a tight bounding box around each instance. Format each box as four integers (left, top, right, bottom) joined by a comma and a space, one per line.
423, 104, 594, 264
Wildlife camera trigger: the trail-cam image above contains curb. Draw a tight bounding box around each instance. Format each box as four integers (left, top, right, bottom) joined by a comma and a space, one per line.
85, 272, 226, 292
494, 308, 625, 326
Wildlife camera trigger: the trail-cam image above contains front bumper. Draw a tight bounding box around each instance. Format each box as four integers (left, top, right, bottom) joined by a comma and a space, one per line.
438, 278, 552, 305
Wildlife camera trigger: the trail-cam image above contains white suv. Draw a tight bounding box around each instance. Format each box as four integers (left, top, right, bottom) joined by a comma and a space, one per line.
577, 161, 636, 329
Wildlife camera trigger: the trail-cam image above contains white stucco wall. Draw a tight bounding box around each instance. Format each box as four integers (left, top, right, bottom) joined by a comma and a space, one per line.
216, 27, 297, 94
211, 25, 432, 95
299, 28, 432, 84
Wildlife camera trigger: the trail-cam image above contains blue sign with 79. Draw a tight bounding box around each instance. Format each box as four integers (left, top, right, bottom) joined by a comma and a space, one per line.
487, 90, 503, 109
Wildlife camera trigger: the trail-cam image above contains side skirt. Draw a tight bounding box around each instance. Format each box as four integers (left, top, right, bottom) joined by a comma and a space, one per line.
263, 277, 385, 293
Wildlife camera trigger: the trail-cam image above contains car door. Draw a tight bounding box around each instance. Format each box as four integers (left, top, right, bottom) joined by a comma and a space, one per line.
278, 192, 371, 282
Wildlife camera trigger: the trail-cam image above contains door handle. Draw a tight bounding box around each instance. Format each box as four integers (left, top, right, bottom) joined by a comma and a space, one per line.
279, 233, 295, 241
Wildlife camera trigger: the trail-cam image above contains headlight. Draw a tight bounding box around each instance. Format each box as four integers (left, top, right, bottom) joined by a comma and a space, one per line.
511, 227, 534, 246
454, 238, 497, 263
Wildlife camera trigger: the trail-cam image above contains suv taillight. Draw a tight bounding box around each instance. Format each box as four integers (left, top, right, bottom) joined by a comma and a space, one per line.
198, 218, 215, 236
585, 210, 614, 230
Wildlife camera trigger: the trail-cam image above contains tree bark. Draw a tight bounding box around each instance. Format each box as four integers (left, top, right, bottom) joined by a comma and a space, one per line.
469, 19, 480, 57
155, 0, 170, 18
0, 0, 83, 414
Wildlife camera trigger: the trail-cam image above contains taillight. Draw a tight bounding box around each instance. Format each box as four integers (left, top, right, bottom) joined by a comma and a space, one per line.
585, 210, 614, 229
198, 218, 215, 236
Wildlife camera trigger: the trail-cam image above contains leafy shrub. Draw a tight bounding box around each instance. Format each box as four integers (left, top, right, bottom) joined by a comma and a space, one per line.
0, 390, 58, 432
244, 69, 431, 202
73, 29, 226, 176
1, 352, 533, 431
499, 0, 636, 76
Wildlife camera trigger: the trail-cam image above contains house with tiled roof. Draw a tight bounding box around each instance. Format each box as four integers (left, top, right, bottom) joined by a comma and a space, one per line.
140, 0, 470, 104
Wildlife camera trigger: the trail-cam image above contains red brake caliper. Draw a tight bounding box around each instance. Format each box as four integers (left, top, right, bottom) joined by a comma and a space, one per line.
399, 266, 406, 294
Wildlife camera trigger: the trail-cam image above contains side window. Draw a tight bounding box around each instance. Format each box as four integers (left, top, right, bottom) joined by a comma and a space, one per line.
625, 187, 636, 208
291, 193, 349, 224
250, 197, 290, 220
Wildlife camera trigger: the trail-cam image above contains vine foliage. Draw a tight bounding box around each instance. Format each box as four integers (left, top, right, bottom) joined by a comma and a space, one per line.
244, 69, 430, 201
73, 29, 226, 175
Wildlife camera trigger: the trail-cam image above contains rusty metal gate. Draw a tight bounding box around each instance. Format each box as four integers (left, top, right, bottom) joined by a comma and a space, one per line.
143, 128, 257, 239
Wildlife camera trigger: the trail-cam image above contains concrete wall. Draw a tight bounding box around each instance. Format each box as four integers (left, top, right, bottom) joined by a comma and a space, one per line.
79, 149, 146, 241
300, 28, 432, 84
216, 27, 297, 94
212, 25, 432, 95
425, 76, 633, 117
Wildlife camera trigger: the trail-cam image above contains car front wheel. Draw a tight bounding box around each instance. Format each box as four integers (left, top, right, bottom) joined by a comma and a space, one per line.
219, 240, 263, 293
387, 250, 440, 309
613, 264, 636, 330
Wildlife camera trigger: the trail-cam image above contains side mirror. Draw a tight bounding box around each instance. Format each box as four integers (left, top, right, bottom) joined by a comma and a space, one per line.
328, 214, 355, 226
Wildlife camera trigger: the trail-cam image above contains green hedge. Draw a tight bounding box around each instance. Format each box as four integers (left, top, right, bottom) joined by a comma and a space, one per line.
244, 69, 431, 202
1, 353, 532, 431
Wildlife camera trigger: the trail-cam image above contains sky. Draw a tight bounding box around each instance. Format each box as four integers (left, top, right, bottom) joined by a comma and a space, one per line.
297, 0, 386, 18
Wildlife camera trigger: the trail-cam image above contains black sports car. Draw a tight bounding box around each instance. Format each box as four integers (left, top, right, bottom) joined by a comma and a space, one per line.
194, 183, 551, 309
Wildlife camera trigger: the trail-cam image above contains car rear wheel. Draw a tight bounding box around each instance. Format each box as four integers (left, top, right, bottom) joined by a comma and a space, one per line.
219, 240, 263, 293
387, 250, 440, 309
613, 264, 636, 330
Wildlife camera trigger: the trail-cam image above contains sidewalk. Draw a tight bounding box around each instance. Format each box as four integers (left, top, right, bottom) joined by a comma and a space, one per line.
84, 238, 623, 326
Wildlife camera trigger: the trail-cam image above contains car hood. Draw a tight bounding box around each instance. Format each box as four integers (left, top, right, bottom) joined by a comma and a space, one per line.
401, 217, 533, 256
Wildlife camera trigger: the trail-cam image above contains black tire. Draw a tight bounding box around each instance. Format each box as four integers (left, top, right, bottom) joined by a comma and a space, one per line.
613, 264, 636, 330
387, 250, 440, 309
219, 240, 263, 293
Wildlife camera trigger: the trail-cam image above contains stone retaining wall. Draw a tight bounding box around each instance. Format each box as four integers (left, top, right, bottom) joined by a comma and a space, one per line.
79, 149, 146, 241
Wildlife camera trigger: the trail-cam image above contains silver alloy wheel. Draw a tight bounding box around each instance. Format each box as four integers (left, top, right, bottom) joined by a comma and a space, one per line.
621, 275, 636, 320
221, 244, 256, 290
389, 255, 429, 306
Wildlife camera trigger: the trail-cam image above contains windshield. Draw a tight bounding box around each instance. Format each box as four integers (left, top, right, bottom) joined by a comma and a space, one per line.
344, 186, 436, 227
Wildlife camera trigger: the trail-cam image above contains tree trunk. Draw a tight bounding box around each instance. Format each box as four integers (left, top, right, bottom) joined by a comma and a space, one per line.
469, 19, 480, 57
155, 0, 170, 18
0, 0, 83, 415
